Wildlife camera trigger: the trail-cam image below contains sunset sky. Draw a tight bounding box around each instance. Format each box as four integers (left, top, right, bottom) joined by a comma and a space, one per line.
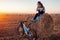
0, 0, 60, 14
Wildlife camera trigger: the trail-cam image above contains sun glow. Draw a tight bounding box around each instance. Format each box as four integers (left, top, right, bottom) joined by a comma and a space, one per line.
0, 14, 6, 18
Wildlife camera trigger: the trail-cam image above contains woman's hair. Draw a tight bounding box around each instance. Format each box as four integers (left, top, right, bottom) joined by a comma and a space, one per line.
38, 1, 44, 8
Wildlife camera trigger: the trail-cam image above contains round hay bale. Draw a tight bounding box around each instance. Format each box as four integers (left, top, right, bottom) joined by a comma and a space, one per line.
27, 13, 54, 38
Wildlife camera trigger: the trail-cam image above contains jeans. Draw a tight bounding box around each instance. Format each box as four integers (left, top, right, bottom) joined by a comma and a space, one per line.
34, 13, 40, 20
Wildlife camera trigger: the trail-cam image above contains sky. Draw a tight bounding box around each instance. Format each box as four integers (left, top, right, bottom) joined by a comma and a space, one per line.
0, 0, 60, 14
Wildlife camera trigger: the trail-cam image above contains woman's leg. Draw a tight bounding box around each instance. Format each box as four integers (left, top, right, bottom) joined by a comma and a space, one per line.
28, 13, 40, 25
32, 13, 40, 20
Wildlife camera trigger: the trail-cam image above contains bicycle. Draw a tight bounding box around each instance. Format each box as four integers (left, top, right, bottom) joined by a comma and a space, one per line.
17, 21, 37, 40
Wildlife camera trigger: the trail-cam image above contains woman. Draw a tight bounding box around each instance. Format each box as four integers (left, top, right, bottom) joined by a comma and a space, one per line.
31, 1, 45, 21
